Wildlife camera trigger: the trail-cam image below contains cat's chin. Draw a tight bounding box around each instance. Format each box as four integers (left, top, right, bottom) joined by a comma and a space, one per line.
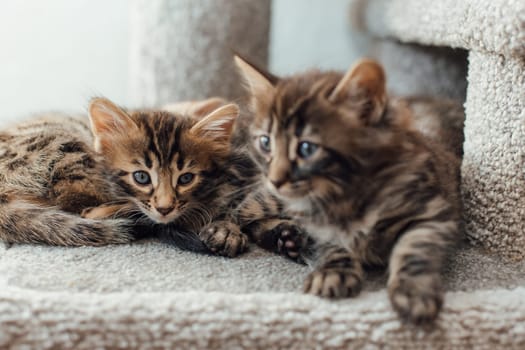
282, 197, 313, 217
264, 182, 312, 214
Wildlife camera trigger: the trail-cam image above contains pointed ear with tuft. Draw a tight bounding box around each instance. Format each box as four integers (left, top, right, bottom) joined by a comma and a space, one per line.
328, 59, 387, 125
88, 97, 138, 152
190, 103, 240, 143
234, 54, 278, 101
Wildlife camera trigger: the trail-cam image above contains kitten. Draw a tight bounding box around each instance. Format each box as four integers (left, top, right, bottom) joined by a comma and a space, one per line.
166, 97, 306, 260
0, 112, 133, 246
234, 56, 462, 324
0, 97, 250, 257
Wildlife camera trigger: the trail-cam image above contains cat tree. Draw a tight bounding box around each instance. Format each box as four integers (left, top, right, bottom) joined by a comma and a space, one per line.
1, 0, 524, 349
129, 0, 270, 106
356, 0, 525, 262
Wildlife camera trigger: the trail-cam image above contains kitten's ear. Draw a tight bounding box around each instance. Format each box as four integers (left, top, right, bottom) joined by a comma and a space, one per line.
88, 97, 138, 152
329, 59, 387, 124
190, 103, 239, 143
234, 54, 278, 98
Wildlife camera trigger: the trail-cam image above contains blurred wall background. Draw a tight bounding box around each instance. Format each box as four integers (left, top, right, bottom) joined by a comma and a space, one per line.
0, 0, 129, 122
0, 0, 358, 122
270, 0, 367, 75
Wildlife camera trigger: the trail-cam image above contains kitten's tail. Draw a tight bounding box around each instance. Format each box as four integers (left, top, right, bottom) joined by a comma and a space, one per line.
0, 199, 133, 246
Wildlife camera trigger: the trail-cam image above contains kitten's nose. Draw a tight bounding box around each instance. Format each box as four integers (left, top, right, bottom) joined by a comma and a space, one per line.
156, 206, 174, 216
270, 178, 286, 189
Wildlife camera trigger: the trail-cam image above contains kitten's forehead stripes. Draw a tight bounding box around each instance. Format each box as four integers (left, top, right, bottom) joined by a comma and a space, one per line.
140, 118, 162, 166
143, 152, 153, 168
135, 112, 188, 169
169, 125, 183, 169
270, 88, 313, 140
153, 114, 178, 166
176, 153, 185, 171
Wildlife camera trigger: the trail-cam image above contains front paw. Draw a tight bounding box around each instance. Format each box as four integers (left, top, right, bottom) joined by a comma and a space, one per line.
272, 222, 308, 261
388, 274, 443, 325
199, 221, 248, 258
303, 267, 362, 299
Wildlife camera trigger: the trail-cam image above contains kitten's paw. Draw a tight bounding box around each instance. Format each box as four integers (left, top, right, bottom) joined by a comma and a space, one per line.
272, 222, 307, 261
199, 221, 248, 258
388, 274, 443, 325
81, 202, 131, 220
303, 267, 362, 299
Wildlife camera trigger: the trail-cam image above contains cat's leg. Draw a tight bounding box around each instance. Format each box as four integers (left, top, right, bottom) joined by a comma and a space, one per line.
303, 243, 364, 298
244, 218, 311, 262
198, 220, 248, 258
387, 218, 458, 324
81, 200, 135, 220
51, 161, 118, 214
236, 190, 311, 261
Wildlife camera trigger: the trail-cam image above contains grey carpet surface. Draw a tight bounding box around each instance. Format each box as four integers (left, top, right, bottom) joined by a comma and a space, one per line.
1, 240, 525, 349
354, 0, 525, 58
1, 241, 525, 295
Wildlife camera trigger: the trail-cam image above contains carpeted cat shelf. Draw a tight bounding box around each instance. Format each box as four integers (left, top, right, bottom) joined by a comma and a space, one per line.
354, 0, 525, 262
1, 0, 525, 349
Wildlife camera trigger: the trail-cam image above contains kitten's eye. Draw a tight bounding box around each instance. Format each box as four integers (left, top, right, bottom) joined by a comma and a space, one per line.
297, 141, 319, 159
259, 135, 271, 153
178, 172, 195, 185
133, 171, 151, 185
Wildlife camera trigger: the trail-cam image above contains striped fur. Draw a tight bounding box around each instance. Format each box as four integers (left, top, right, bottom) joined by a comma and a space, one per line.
0, 98, 253, 257
0, 113, 133, 246
235, 56, 462, 324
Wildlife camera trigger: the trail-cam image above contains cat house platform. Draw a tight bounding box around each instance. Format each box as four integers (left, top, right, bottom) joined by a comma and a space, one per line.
1, 241, 525, 348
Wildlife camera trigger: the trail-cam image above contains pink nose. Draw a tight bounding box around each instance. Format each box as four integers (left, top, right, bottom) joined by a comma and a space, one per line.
156, 206, 174, 216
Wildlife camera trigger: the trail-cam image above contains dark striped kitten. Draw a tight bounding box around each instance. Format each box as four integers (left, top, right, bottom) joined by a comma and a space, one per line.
0, 97, 250, 257
234, 56, 462, 324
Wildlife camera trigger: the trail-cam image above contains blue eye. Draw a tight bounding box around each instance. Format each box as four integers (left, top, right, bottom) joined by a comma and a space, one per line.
297, 141, 318, 159
259, 135, 271, 153
133, 171, 151, 185
178, 172, 194, 185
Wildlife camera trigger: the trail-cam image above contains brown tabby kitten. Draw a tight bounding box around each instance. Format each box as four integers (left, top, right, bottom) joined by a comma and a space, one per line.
0, 97, 250, 257
234, 56, 462, 324
405, 96, 465, 157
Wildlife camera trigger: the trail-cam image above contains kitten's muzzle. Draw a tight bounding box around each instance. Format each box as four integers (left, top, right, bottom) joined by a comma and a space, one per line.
156, 206, 175, 216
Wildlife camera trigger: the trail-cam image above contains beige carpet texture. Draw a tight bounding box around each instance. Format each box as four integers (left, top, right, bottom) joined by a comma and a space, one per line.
1, 241, 525, 349
355, 0, 525, 57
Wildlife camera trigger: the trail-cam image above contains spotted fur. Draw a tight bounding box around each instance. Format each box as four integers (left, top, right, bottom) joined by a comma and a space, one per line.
234, 56, 462, 324
0, 98, 253, 257
0, 113, 133, 246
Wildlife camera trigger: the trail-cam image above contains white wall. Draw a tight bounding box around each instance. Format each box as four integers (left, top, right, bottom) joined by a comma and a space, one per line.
0, 0, 129, 122
0, 0, 362, 121
270, 0, 368, 75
